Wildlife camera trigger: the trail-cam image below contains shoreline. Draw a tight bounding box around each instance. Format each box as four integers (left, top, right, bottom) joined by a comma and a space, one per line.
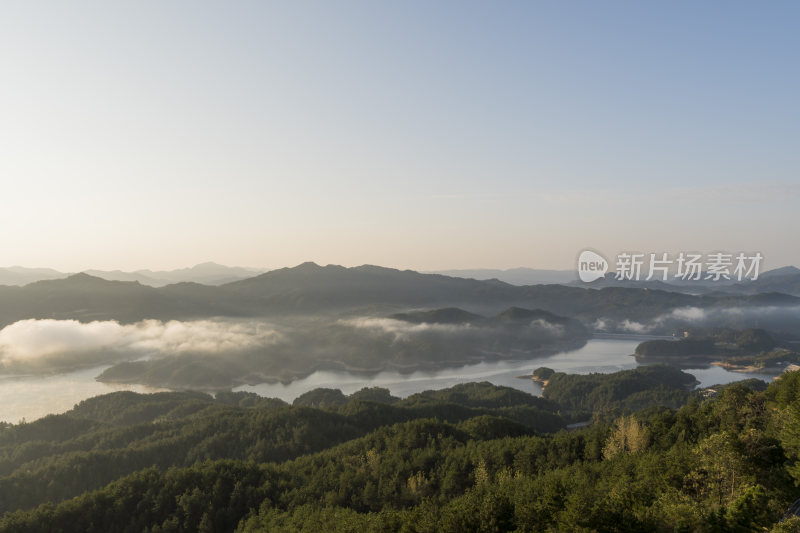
710, 361, 785, 374
631, 353, 717, 369
634, 353, 789, 376
97, 337, 591, 391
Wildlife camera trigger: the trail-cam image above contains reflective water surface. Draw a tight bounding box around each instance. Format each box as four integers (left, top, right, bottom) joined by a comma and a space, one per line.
0, 337, 776, 423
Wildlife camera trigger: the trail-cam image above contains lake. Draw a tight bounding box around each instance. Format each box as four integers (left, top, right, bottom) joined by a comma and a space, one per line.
0, 336, 777, 423
233, 336, 776, 400
0, 367, 166, 424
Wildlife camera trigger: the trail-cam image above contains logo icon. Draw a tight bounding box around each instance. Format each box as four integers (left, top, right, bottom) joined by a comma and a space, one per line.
578, 250, 608, 282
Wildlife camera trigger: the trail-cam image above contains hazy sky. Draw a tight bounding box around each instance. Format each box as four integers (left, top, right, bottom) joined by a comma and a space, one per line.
1, 1, 798, 271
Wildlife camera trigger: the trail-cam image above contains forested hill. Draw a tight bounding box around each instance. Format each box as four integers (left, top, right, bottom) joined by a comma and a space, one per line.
1, 370, 800, 531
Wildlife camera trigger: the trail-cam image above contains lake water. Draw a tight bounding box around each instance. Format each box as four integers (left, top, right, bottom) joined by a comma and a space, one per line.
0, 337, 777, 423
234, 336, 776, 401
0, 366, 166, 424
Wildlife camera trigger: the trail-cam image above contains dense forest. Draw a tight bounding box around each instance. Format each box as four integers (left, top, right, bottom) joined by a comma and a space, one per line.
1, 367, 800, 531
635, 328, 778, 359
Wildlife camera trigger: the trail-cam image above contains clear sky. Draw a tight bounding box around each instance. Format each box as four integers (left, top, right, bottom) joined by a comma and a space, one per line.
1, 1, 798, 271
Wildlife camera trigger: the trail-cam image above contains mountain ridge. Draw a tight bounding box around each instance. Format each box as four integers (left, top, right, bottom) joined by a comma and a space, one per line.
0, 262, 798, 330
0, 263, 265, 288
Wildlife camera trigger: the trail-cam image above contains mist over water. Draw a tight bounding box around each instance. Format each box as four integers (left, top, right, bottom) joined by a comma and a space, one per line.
595, 304, 800, 335
0, 318, 281, 372
0, 337, 777, 424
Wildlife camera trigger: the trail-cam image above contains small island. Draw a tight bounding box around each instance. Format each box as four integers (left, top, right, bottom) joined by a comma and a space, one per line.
519, 366, 556, 387
713, 348, 800, 373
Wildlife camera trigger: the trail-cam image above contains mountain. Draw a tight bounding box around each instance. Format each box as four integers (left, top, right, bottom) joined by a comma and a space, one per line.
562, 266, 800, 297
1, 264, 537, 327
1, 264, 799, 387
0, 262, 798, 330
132, 262, 265, 286
390, 306, 586, 333
0, 263, 266, 288
0, 266, 66, 286
89, 262, 265, 286
223, 262, 532, 312
0, 273, 233, 327
760, 265, 800, 278
390, 307, 484, 324
495, 306, 573, 325
741, 269, 800, 296
220, 263, 800, 327
82, 269, 172, 286
568, 272, 685, 292
429, 267, 576, 285
5, 262, 800, 297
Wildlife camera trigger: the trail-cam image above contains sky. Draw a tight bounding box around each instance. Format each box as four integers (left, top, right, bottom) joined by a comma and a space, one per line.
1, 1, 798, 272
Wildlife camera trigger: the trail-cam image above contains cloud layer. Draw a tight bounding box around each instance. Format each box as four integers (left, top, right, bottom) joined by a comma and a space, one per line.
0, 319, 281, 371
339, 317, 472, 342
594, 305, 800, 334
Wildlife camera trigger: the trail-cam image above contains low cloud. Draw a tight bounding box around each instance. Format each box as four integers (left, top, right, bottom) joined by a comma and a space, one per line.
593, 304, 800, 334
339, 317, 471, 342
339, 315, 569, 347
530, 319, 565, 337
0, 318, 281, 371
664, 307, 707, 322
619, 320, 651, 334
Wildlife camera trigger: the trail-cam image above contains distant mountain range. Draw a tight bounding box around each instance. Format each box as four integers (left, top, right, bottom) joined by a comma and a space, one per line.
0, 261, 798, 331
428, 268, 576, 285
2, 261, 800, 387
567, 267, 800, 296
429, 266, 800, 296
4, 262, 800, 297
0, 262, 264, 287
0, 266, 66, 286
